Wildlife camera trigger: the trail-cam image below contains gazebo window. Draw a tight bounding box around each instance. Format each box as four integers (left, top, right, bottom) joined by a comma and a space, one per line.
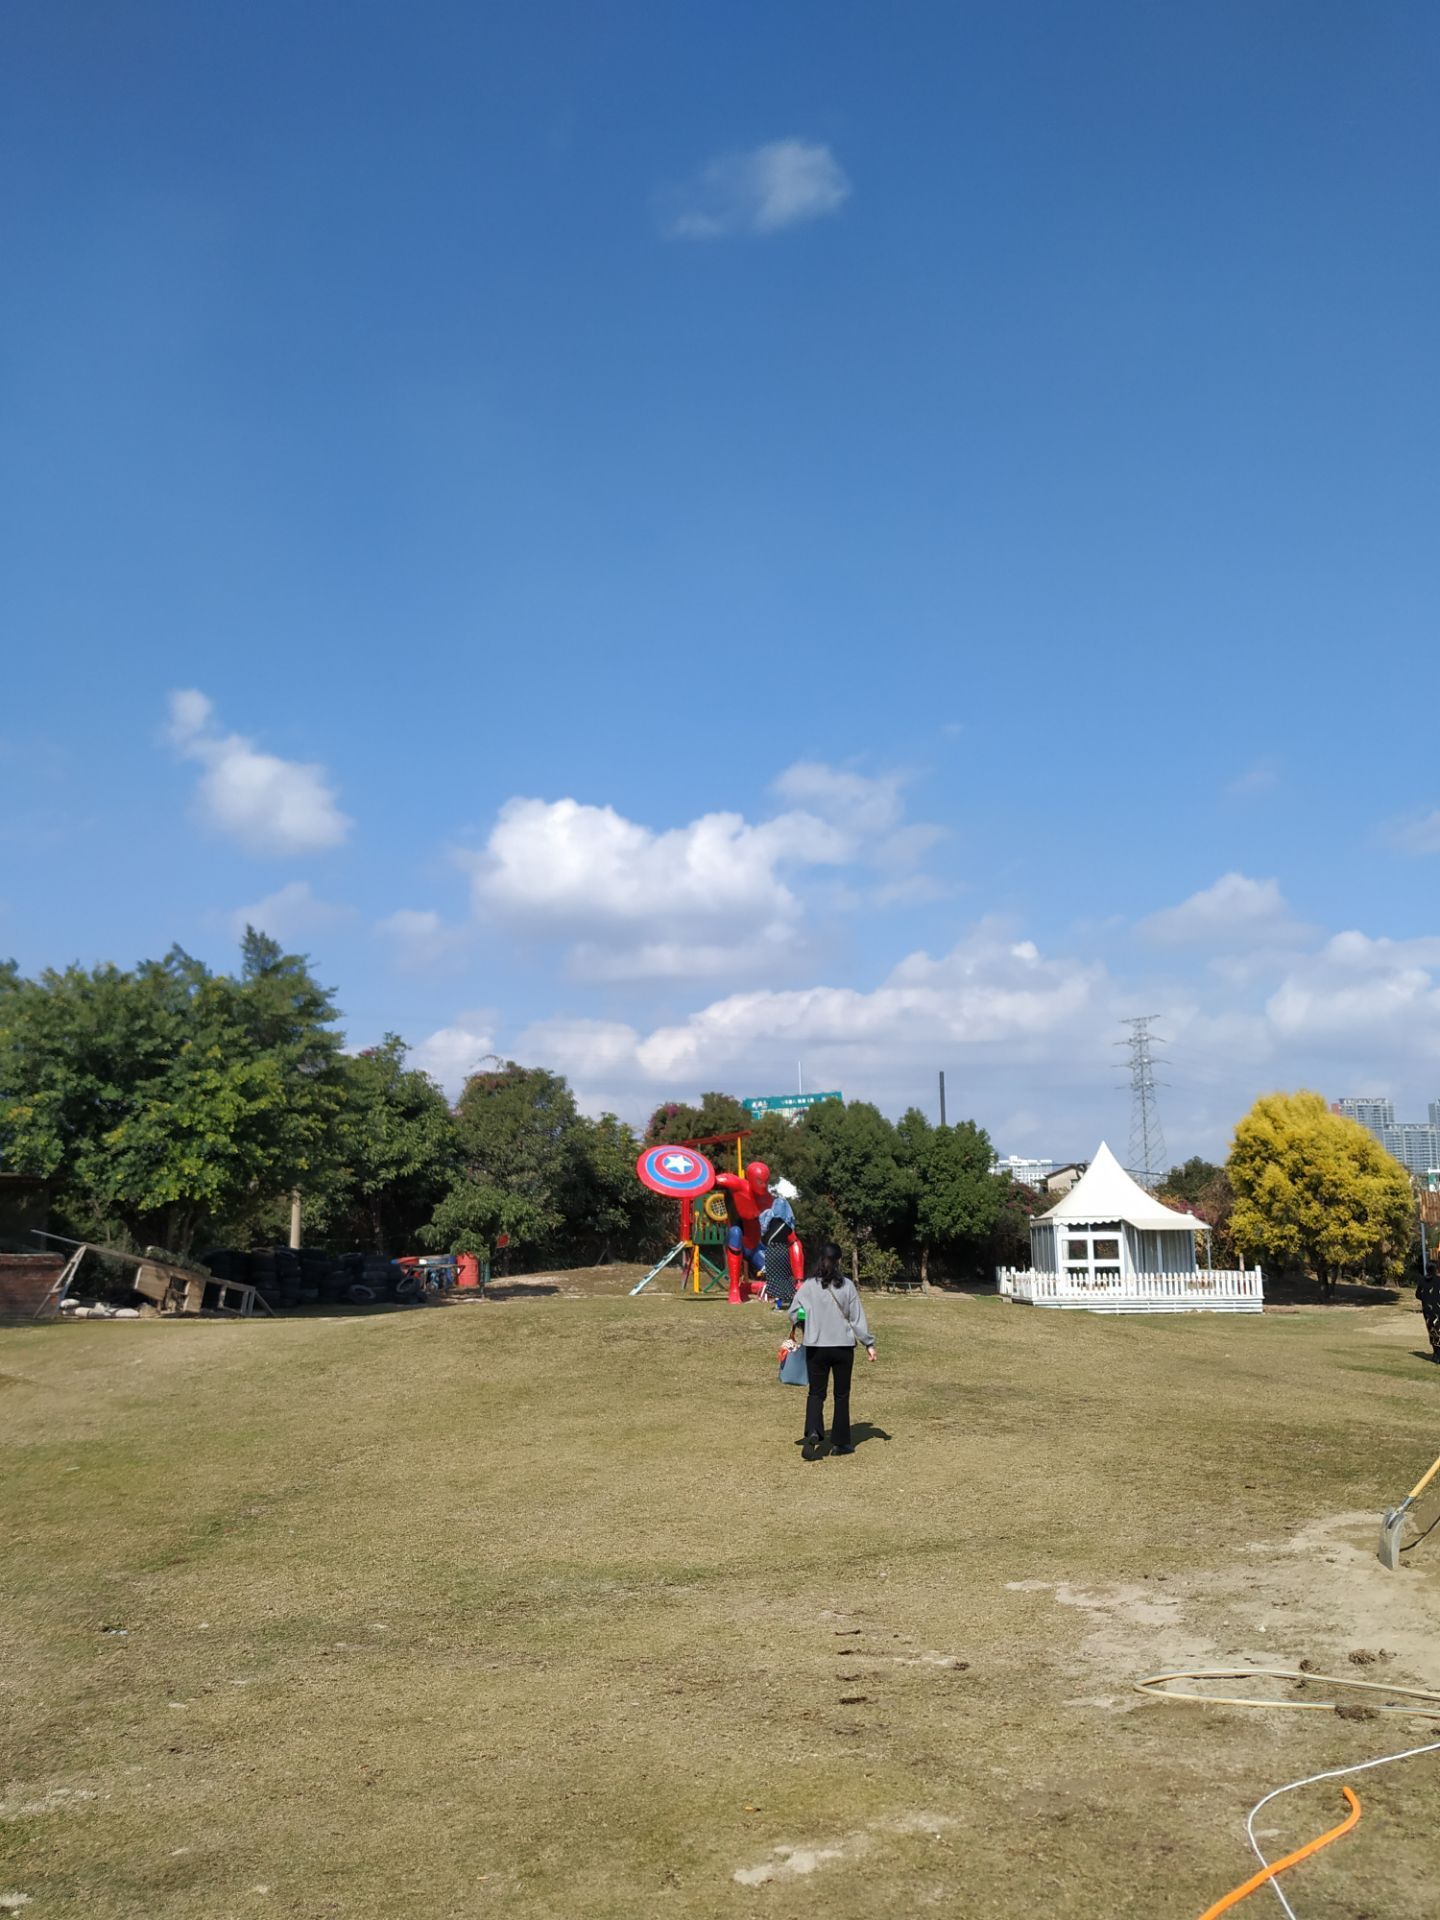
1093, 1237, 1119, 1262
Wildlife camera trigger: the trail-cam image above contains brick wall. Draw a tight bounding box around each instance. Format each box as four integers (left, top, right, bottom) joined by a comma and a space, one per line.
0, 1253, 65, 1320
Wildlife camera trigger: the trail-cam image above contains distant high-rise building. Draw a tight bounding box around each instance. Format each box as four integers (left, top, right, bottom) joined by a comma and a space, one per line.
1335, 1096, 1440, 1177
989, 1155, 1056, 1189
1380, 1123, 1440, 1176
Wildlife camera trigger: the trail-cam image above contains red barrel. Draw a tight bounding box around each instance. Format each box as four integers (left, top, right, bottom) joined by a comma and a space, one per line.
455, 1252, 481, 1291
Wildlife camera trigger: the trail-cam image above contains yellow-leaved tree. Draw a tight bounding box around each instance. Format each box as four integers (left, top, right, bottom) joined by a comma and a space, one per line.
1228, 1090, 1415, 1294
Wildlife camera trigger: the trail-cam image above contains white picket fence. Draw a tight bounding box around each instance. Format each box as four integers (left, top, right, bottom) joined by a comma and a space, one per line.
996, 1267, 1264, 1314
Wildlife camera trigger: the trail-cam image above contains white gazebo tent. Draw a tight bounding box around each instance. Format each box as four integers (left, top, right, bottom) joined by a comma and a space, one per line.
998, 1142, 1263, 1313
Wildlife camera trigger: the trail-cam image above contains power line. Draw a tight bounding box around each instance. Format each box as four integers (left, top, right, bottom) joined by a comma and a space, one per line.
1117, 1016, 1168, 1188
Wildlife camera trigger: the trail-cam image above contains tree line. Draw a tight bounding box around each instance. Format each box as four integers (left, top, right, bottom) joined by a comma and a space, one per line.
0, 936, 1028, 1279
0, 939, 1421, 1289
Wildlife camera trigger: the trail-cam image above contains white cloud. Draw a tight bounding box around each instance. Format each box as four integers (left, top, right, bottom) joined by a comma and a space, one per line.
509, 1017, 641, 1083
568, 929, 801, 982
409, 879, 1440, 1159
460, 793, 850, 980
660, 139, 851, 240
875, 824, 948, 873
227, 881, 353, 943
373, 907, 477, 976
1383, 809, 1440, 855
771, 762, 906, 836
1266, 932, 1440, 1054
771, 763, 945, 886
407, 1016, 497, 1098
1225, 759, 1280, 799
1139, 873, 1305, 948
452, 764, 948, 981
377, 908, 445, 945
872, 870, 948, 908
468, 795, 847, 922
167, 690, 351, 856
514, 922, 1107, 1116
445, 762, 946, 981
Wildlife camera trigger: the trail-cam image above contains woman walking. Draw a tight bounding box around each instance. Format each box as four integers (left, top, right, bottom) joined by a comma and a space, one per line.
787, 1243, 876, 1459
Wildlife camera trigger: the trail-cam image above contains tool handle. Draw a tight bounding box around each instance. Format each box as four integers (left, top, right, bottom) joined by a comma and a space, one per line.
1404, 1451, 1440, 1507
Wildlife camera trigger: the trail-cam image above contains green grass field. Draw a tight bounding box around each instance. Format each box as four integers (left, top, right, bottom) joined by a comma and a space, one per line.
4, 1282, 1439, 1918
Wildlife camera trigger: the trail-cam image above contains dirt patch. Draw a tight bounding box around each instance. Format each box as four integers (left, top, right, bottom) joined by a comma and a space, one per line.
0, 1788, 98, 1822
1014, 1510, 1440, 1707
732, 1813, 957, 1886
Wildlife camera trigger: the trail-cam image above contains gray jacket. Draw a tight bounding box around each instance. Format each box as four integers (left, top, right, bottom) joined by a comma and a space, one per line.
789, 1276, 874, 1350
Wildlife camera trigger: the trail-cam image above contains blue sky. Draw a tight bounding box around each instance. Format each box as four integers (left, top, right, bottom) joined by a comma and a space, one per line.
3, 1, 1438, 1161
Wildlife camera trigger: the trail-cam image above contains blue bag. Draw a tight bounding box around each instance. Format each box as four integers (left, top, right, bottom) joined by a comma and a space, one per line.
779, 1344, 809, 1386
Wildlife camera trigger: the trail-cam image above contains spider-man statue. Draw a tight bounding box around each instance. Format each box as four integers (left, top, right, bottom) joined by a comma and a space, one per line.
713, 1160, 804, 1303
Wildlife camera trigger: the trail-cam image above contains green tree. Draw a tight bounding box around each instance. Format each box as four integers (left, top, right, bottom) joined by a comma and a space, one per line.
567, 1112, 669, 1263
644, 1091, 751, 1145
0, 937, 346, 1254
801, 1099, 910, 1283
1157, 1159, 1237, 1268
1158, 1157, 1223, 1205
892, 1107, 934, 1271
1228, 1091, 1415, 1294
988, 1175, 1045, 1273
281, 1037, 459, 1252
913, 1119, 1003, 1286
424, 1060, 586, 1265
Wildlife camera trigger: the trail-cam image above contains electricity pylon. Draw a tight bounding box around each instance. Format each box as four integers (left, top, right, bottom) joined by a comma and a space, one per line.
1117, 1016, 1168, 1188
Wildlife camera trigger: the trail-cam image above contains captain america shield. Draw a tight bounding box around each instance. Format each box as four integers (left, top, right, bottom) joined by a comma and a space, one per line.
636, 1144, 716, 1197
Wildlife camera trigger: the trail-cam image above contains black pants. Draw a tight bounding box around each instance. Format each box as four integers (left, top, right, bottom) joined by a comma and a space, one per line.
1420, 1278, 1440, 1357
804, 1345, 855, 1447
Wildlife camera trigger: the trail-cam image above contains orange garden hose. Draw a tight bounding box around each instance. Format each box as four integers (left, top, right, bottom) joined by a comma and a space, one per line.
1140, 1667, 1440, 1920
1195, 1787, 1360, 1919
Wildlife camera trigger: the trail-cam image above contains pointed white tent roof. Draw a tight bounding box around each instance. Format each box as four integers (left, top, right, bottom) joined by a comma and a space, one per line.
1038, 1142, 1203, 1233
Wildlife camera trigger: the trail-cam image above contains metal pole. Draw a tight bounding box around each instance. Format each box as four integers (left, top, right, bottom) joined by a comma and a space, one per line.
289, 1190, 302, 1250
938, 1071, 947, 1128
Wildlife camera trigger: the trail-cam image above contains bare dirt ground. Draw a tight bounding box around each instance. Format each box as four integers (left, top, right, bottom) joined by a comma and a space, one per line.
3, 1288, 1438, 1917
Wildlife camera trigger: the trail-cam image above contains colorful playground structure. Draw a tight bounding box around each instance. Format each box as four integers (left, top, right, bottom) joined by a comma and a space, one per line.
631, 1132, 804, 1302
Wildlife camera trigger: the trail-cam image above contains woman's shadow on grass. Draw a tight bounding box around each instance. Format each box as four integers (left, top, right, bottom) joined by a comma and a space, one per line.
793, 1423, 893, 1456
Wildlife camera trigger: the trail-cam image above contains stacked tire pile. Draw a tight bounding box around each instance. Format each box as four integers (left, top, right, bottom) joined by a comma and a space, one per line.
247, 1247, 312, 1310
201, 1247, 408, 1309
333, 1250, 414, 1304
